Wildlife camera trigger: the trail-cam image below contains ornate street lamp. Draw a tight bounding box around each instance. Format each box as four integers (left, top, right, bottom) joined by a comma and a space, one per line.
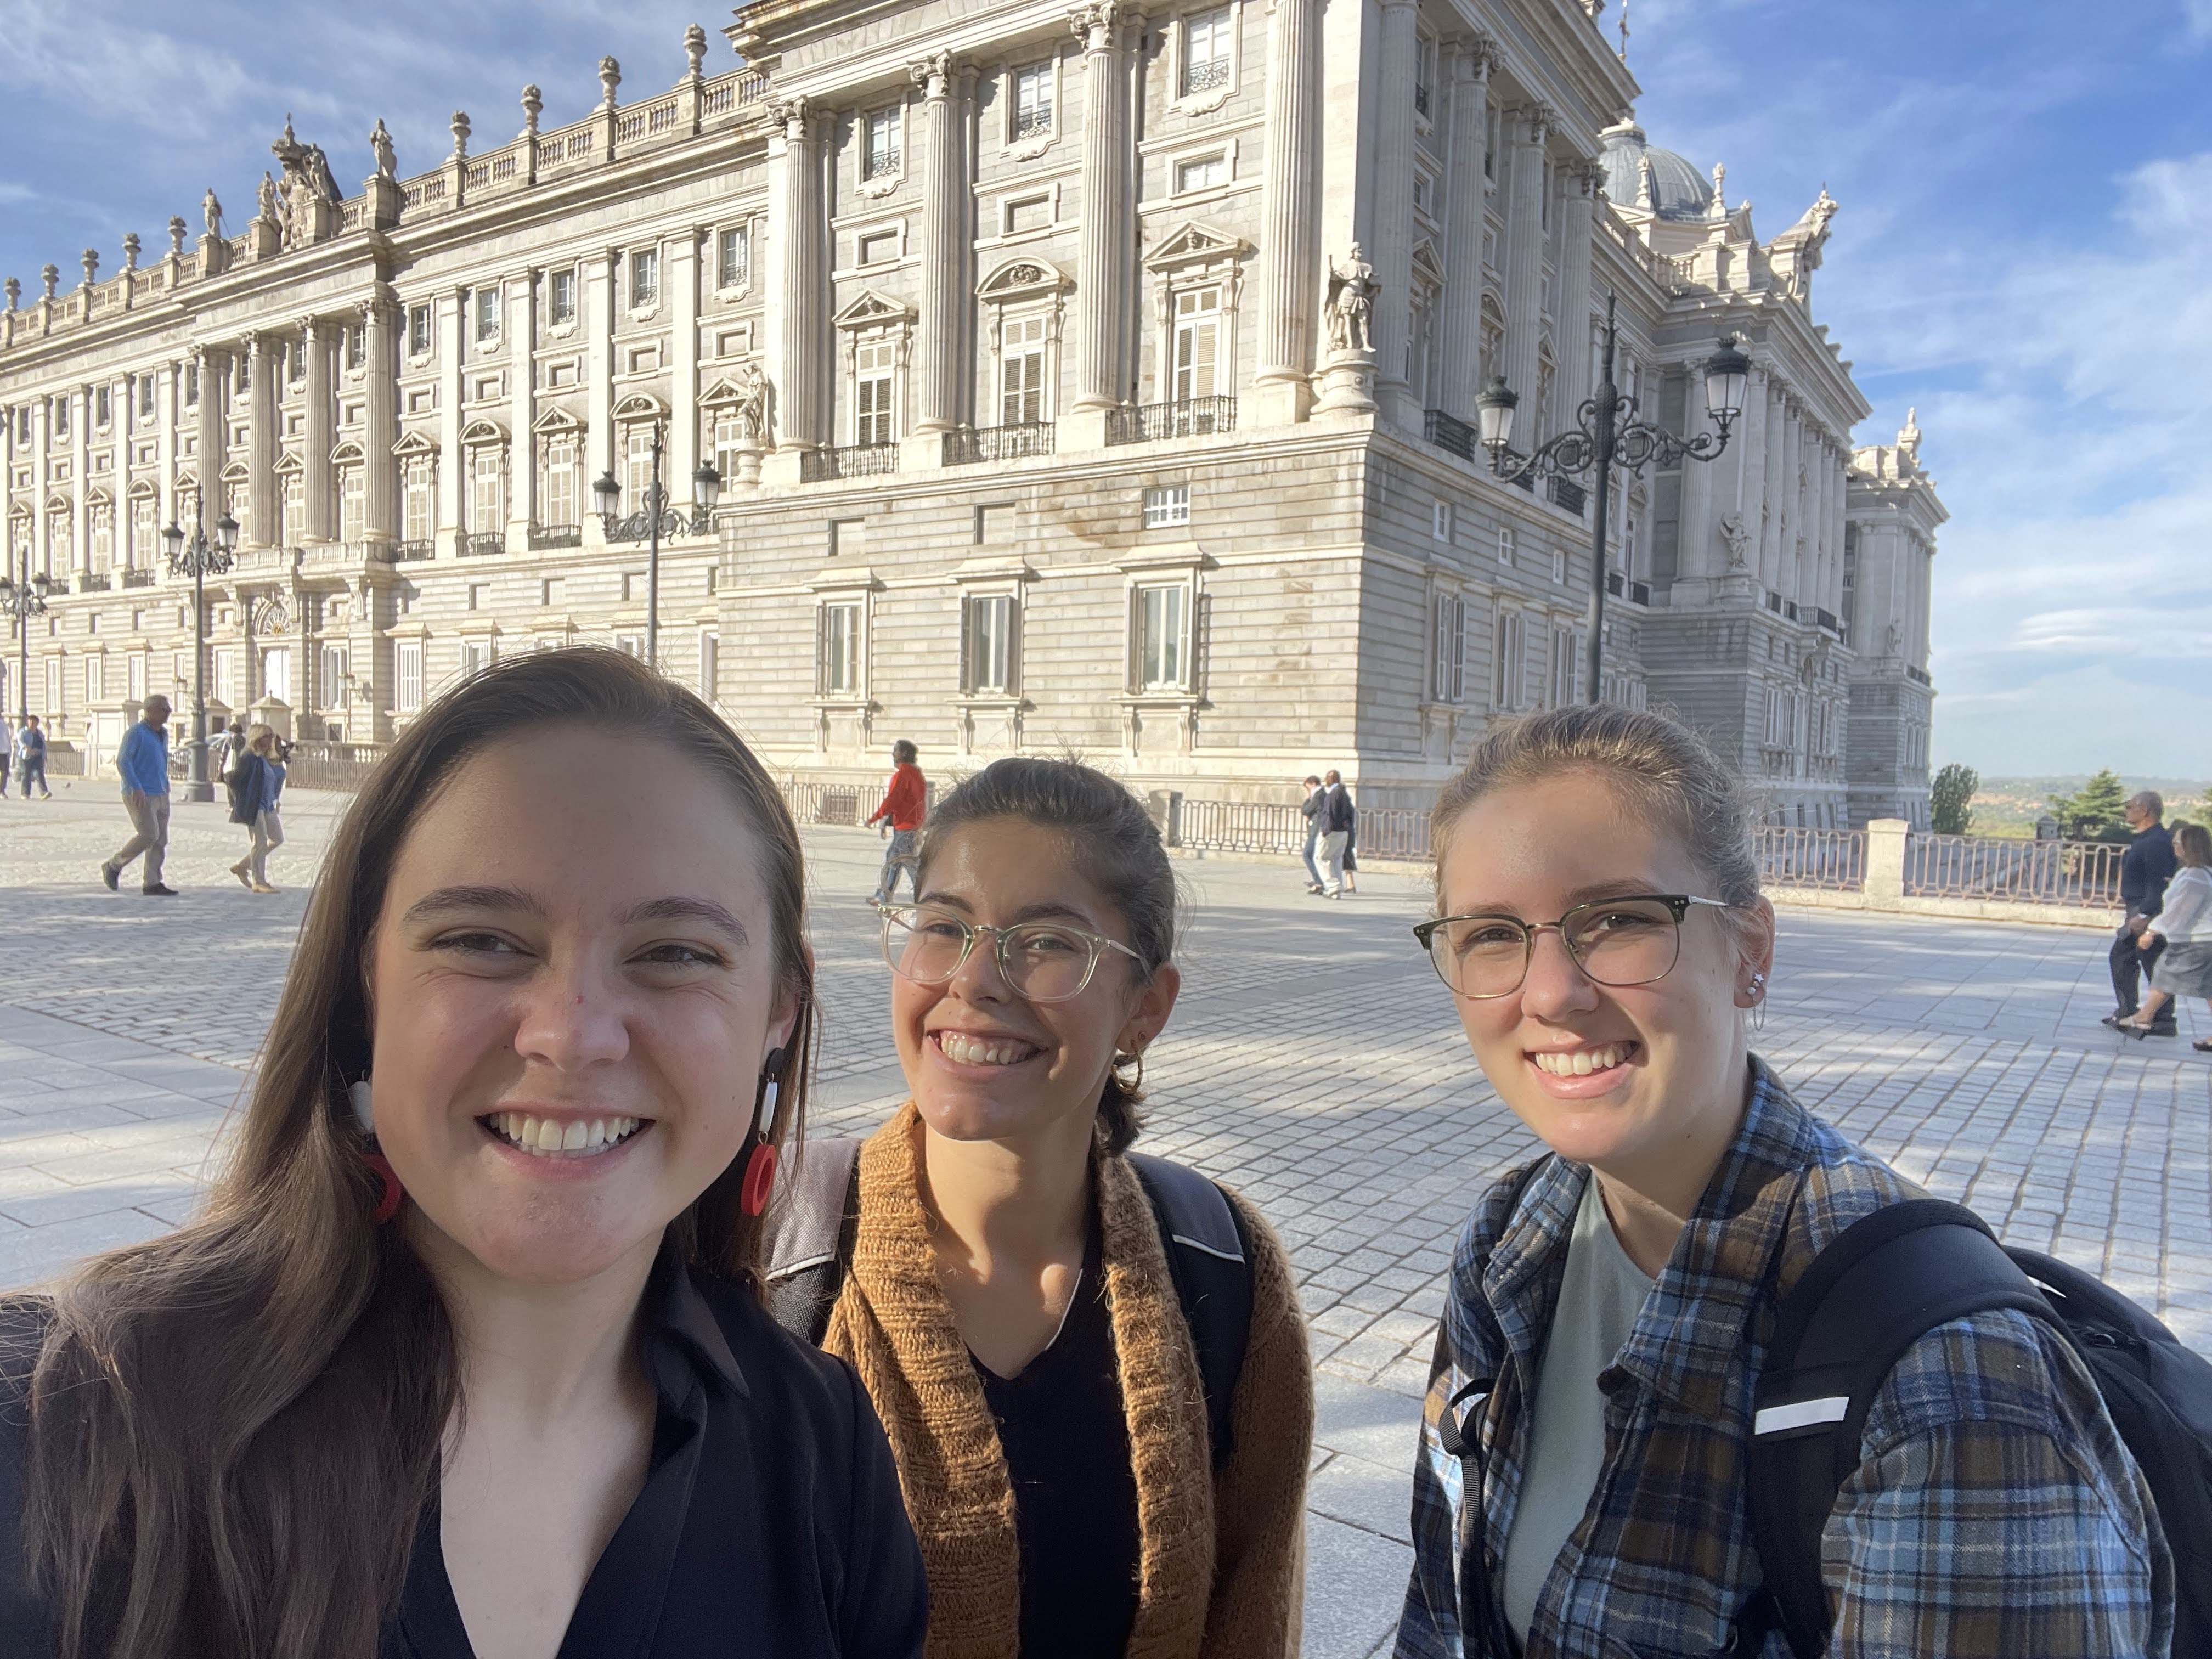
593, 422, 722, 669
161, 504, 239, 803
1478, 295, 1751, 704
0, 561, 52, 732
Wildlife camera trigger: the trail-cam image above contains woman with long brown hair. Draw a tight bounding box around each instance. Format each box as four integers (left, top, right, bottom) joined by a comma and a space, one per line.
0, 647, 926, 1658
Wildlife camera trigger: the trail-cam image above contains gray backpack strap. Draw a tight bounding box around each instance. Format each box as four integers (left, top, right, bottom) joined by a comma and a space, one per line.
1126, 1152, 1253, 1471
763, 1136, 863, 1345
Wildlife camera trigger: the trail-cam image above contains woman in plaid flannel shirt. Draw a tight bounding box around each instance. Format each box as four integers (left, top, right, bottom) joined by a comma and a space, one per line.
1396, 705, 2171, 1659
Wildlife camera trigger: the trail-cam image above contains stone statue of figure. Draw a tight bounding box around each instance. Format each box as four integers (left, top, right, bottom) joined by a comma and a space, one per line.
1325, 243, 1376, 355
730, 362, 769, 445
1719, 513, 1751, 569
202, 189, 224, 240
257, 171, 280, 225
304, 144, 341, 202
371, 120, 397, 180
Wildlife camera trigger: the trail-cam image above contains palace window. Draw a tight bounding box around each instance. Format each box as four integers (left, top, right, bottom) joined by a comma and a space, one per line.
698, 630, 720, 702
471, 448, 504, 533
475, 287, 500, 344
280, 470, 304, 545
1414, 33, 1435, 119
1493, 610, 1526, 709
864, 108, 901, 179
1183, 7, 1232, 93
321, 646, 349, 708
718, 226, 750, 290
1142, 485, 1190, 529
1175, 153, 1228, 194
1498, 526, 1514, 568
549, 269, 578, 326
539, 434, 579, 532
630, 249, 660, 307
395, 640, 423, 712
1549, 626, 1578, 708
95, 387, 111, 427
403, 458, 436, 544
213, 648, 235, 707
184, 364, 200, 407
1432, 501, 1454, 543
1133, 583, 1190, 691
1012, 63, 1053, 139
42, 658, 60, 719
128, 652, 146, 702
346, 325, 365, 370
711, 413, 746, 486
85, 654, 104, 705
1432, 591, 1465, 702
961, 594, 1017, 695
88, 504, 112, 571
1001, 315, 1047, 426
138, 376, 155, 418
53, 397, 69, 440
817, 601, 862, 696
855, 341, 896, 446
263, 647, 292, 706
408, 305, 432, 357
1172, 288, 1220, 402
624, 426, 656, 508
130, 495, 156, 562
290, 338, 308, 381
340, 467, 365, 544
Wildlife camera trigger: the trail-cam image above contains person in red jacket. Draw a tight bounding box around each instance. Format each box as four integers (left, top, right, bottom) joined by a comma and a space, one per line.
867, 740, 927, 904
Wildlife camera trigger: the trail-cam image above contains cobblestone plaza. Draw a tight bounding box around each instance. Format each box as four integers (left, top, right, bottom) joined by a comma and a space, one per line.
2, 787, 2206, 1656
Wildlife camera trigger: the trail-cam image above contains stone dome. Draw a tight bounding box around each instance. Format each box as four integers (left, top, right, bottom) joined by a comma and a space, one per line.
1599, 121, 1713, 222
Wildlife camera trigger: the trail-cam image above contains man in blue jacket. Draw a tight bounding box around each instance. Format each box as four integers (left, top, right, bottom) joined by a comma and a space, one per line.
100, 695, 176, 896
2103, 789, 2177, 1035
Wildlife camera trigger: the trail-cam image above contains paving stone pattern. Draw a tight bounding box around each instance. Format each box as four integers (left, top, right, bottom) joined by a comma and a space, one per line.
3, 788, 2207, 1658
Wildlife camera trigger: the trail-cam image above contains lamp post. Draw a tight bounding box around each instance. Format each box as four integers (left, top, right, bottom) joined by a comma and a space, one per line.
0, 557, 51, 731
1477, 295, 1751, 704
160, 503, 239, 803
592, 421, 722, 669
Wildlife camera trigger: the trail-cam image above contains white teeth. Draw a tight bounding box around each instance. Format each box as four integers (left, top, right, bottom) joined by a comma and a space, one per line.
938, 1032, 1036, 1068
488, 1113, 645, 1158
1533, 1045, 1626, 1077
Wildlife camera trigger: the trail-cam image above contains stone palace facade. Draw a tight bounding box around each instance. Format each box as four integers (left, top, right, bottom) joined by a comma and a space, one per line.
0, 0, 1942, 826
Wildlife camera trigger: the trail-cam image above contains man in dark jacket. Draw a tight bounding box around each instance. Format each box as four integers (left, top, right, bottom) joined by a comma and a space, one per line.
2104, 791, 2177, 1035
1299, 775, 1326, 894
1316, 769, 1356, 900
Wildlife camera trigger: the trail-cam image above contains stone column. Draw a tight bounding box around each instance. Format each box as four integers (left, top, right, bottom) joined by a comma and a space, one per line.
771, 100, 826, 452
1249, 0, 1323, 426
1554, 162, 1598, 426
1501, 105, 1549, 442
507, 273, 536, 544
362, 299, 399, 545
1367, 0, 1420, 427
1437, 40, 1492, 421
586, 254, 616, 495
912, 53, 962, 435
1781, 403, 1803, 605
155, 363, 177, 535
1827, 443, 1848, 617
70, 389, 89, 572
1758, 381, 1785, 591
30, 399, 48, 579
672, 230, 702, 493
437, 290, 464, 555
1677, 390, 1714, 591
1724, 362, 1764, 597
248, 336, 278, 548
1069, 3, 1127, 417
302, 318, 334, 544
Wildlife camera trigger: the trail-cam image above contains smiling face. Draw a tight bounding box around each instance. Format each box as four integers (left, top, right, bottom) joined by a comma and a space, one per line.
364, 725, 799, 1288
1434, 768, 1773, 1192
894, 818, 1178, 1151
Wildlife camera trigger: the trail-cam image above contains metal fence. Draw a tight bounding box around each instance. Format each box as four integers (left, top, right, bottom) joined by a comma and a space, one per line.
1171, 798, 1433, 862
1903, 833, 2126, 909
285, 742, 388, 795
779, 780, 873, 828
1755, 826, 1866, 891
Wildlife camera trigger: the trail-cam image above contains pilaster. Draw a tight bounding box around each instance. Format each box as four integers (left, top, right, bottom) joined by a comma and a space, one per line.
1437, 41, 1492, 421
248, 337, 278, 549
770, 99, 826, 450
912, 53, 962, 434
507, 273, 537, 540
71, 388, 89, 572
586, 255, 616, 496
1369, 0, 1420, 430
1249, 0, 1323, 425
1501, 106, 1549, 441
302, 318, 334, 544
672, 230, 702, 494
1069, 4, 1127, 415
1553, 162, 1598, 426
436, 289, 464, 556
361, 299, 399, 544
1759, 381, 1784, 591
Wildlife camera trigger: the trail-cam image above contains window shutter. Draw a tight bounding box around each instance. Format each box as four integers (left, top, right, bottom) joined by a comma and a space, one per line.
1126, 588, 1141, 695
1006, 596, 1023, 696
1177, 584, 1195, 692
815, 604, 828, 697
958, 595, 974, 695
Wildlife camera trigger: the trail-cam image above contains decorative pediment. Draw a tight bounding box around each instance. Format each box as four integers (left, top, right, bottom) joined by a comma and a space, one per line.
459, 417, 509, 447
173, 470, 198, 492
329, 439, 366, 465
126, 478, 157, 499
611, 392, 668, 424
1143, 221, 1249, 273
977, 257, 1069, 302
699, 373, 764, 407
86, 484, 112, 505
272, 450, 304, 476
532, 405, 586, 435
392, 430, 440, 458
1410, 238, 1445, 294
7, 504, 29, 520
42, 493, 69, 511
832, 288, 917, 330
218, 459, 251, 483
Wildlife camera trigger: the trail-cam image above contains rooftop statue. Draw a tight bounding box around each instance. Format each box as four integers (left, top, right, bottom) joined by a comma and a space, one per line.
371, 120, 398, 180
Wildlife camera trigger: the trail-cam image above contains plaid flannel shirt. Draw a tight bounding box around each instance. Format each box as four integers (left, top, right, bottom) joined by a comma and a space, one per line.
1396, 1059, 2173, 1659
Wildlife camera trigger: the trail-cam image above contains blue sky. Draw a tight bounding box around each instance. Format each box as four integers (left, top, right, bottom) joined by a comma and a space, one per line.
3, 1, 2207, 777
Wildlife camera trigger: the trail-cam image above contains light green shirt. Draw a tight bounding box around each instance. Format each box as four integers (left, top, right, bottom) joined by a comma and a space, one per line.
1499, 1172, 1657, 1641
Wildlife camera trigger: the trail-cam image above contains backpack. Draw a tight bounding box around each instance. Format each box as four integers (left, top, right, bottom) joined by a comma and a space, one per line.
761, 1138, 1254, 1469
1745, 1198, 2212, 1658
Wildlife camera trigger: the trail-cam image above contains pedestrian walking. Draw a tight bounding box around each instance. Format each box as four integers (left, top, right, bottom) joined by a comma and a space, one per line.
0, 647, 928, 1657
1300, 774, 1327, 893
865, 738, 926, 904
99, 695, 176, 895
1342, 797, 1360, 894
210, 715, 247, 780
1397, 704, 2170, 1659
0, 715, 11, 797
1316, 768, 1355, 898
769, 757, 1312, 1659
16, 713, 48, 798
2103, 790, 2177, 1035
2119, 820, 2212, 1050
226, 723, 287, 893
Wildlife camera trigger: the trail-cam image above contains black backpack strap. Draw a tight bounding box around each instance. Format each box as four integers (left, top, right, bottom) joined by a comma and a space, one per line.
762, 1136, 864, 1345
1126, 1152, 1253, 1472
1746, 1199, 2061, 1659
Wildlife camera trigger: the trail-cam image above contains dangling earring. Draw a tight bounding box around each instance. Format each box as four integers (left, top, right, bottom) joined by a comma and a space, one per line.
738, 1046, 791, 1218
349, 1076, 406, 1224
1749, 970, 1768, 1034
1112, 1048, 1146, 1097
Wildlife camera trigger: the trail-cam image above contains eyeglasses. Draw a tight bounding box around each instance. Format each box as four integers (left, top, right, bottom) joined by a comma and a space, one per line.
877, 904, 1142, 1003
1412, 894, 1731, 1001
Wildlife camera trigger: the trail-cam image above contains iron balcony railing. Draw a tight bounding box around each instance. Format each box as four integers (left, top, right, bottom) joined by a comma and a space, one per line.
1548, 475, 1586, 515
1605, 569, 1652, 606
462, 532, 505, 558
1907, 665, 1932, 686
1183, 58, 1229, 93
1105, 396, 1237, 445
800, 442, 900, 482
528, 522, 583, 550
1904, 834, 2124, 907
944, 422, 1055, 465
1423, 408, 1480, 461
393, 539, 433, 562
1754, 826, 1866, 891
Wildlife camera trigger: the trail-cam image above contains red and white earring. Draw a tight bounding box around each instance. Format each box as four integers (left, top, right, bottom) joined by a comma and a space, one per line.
738, 1047, 791, 1217
349, 1077, 407, 1224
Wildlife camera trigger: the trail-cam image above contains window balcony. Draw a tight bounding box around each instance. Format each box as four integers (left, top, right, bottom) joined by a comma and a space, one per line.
1422, 408, 1479, 461
1105, 396, 1236, 446
1547, 475, 1586, 516
528, 522, 583, 551
78, 571, 112, 591
120, 568, 155, 588
800, 443, 900, 482
1906, 664, 1932, 686
944, 422, 1055, 465
462, 532, 505, 558
393, 539, 434, 562
1012, 111, 1053, 141
1605, 569, 1651, 606
1183, 58, 1229, 93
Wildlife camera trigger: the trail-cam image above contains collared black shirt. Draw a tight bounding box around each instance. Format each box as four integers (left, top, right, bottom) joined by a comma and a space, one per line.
1, 1247, 927, 1659
2121, 821, 2177, 918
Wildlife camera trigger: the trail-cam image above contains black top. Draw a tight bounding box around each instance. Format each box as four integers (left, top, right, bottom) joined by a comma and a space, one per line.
2122, 821, 2177, 917
972, 1222, 1140, 1659
0, 1245, 928, 1659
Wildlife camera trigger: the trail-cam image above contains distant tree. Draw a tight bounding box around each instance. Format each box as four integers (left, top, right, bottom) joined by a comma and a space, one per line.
2049, 769, 2129, 842
1930, 764, 1978, 835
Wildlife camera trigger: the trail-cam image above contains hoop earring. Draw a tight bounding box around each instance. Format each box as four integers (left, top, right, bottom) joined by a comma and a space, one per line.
348, 1077, 406, 1224
1749, 971, 1768, 1034
1112, 1049, 1146, 1097
738, 1046, 791, 1218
